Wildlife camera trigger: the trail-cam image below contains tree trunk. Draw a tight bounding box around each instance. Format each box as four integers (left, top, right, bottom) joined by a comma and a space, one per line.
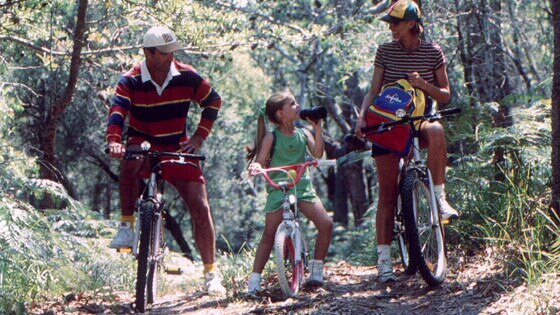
164, 211, 194, 261
39, 0, 88, 206
333, 169, 349, 226
551, 0, 560, 220
460, 0, 513, 180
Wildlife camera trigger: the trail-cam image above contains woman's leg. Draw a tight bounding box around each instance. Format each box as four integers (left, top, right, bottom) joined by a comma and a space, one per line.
375, 153, 401, 282
419, 121, 447, 185
419, 121, 458, 219
374, 154, 401, 245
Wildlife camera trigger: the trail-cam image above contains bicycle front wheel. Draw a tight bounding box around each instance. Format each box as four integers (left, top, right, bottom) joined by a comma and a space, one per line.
147, 214, 164, 304
274, 226, 304, 298
401, 168, 447, 286
136, 200, 157, 313
395, 194, 417, 275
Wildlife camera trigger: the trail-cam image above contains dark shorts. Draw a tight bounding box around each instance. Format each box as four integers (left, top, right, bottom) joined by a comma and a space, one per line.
371, 143, 392, 157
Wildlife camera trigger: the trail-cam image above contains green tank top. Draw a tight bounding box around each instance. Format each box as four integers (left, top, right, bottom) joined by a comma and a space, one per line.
263, 128, 319, 212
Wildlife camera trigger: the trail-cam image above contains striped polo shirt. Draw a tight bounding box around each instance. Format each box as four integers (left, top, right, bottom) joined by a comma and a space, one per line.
374, 40, 446, 85
107, 60, 222, 146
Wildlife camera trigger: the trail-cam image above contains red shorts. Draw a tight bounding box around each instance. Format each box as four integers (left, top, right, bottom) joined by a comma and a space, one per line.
126, 141, 205, 184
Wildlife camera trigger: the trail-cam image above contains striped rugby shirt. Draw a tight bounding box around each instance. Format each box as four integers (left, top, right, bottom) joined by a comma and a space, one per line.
374, 40, 446, 85
107, 60, 221, 146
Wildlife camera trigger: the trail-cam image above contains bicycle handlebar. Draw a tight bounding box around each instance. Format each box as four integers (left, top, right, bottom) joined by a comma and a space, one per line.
104, 147, 205, 161
250, 159, 334, 190
361, 107, 462, 134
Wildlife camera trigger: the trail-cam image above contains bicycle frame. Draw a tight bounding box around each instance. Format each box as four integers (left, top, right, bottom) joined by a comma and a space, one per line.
249, 158, 335, 297
111, 141, 205, 312
362, 107, 460, 286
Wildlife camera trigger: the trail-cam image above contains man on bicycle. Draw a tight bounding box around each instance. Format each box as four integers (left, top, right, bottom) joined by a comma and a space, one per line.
106, 25, 226, 295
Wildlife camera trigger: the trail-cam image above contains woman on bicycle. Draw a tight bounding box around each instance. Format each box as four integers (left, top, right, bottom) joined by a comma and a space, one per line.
356, 0, 458, 283
245, 90, 333, 294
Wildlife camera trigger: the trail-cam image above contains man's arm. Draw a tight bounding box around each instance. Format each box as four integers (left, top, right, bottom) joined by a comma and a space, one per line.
181, 72, 222, 153
106, 75, 132, 158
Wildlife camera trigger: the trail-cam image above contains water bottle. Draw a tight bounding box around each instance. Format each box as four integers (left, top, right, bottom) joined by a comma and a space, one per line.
300, 107, 327, 121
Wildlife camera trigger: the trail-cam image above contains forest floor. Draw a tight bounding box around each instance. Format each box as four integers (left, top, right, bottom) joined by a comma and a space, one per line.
30, 248, 560, 315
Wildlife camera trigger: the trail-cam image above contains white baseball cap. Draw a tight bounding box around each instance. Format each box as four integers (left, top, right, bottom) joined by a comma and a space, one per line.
143, 26, 181, 53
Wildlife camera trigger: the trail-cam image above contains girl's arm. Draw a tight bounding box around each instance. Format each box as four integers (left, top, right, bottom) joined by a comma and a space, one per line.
250, 131, 274, 170
304, 119, 324, 159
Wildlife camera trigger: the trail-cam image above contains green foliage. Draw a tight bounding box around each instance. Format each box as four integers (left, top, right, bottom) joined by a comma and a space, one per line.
0, 0, 558, 310
0, 140, 134, 312
446, 99, 559, 285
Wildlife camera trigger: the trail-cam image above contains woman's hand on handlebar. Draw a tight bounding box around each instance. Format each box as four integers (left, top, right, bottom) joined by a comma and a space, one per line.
355, 115, 366, 138
108, 141, 126, 159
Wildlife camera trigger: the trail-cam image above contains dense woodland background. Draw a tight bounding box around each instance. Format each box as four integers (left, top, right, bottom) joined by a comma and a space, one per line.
1, 0, 559, 313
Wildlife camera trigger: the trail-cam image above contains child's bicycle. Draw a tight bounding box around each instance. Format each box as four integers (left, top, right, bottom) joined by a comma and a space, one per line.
362, 107, 461, 287
108, 141, 205, 312
248, 158, 335, 298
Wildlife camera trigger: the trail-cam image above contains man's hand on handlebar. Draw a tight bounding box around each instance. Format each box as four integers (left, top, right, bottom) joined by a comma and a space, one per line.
180, 135, 204, 153
108, 141, 126, 159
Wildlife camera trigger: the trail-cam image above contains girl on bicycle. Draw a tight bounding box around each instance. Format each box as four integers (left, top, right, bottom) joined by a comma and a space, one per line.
356, 0, 458, 283
245, 90, 333, 294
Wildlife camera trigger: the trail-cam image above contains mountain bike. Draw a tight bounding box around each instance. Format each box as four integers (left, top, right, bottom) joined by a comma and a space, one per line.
362, 107, 461, 287
110, 141, 205, 312
249, 158, 335, 298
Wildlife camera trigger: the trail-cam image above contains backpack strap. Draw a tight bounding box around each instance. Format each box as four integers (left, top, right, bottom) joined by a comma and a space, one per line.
269, 130, 277, 161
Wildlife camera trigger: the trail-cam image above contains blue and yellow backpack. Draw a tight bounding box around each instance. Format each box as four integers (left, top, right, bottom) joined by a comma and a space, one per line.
364, 79, 426, 156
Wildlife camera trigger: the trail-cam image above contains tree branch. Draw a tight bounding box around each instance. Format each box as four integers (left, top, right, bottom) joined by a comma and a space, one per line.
212, 0, 307, 35
0, 35, 217, 56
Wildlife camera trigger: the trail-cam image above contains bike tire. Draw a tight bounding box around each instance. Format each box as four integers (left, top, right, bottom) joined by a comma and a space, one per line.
147, 209, 165, 304
401, 168, 447, 287
395, 194, 417, 275
274, 226, 303, 298
135, 200, 156, 313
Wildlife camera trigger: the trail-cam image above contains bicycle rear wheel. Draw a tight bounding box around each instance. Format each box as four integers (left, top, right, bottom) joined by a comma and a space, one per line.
274, 226, 303, 298
136, 200, 157, 313
401, 168, 447, 286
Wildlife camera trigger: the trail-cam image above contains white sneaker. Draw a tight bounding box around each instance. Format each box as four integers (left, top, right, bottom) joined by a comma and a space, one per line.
109, 222, 134, 249
204, 272, 226, 296
378, 259, 397, 283
305, 260, 324, 285
439, 198, 459, 220
247, 272, 262, 294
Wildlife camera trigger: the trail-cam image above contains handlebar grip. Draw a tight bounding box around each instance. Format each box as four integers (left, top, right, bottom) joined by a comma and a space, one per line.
361, 124, 380, 133
317, 159, 337, 167
185, 154, 206, 161
439, 107, 461, 116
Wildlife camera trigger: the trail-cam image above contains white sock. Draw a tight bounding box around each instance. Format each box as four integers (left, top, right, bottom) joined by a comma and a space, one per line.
434, 184, 444, 200
250, 272, 261, 281
377, 244, 391, 262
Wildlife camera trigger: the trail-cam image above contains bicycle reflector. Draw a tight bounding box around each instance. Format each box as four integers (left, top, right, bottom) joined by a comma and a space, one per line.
140, 141, 151, 151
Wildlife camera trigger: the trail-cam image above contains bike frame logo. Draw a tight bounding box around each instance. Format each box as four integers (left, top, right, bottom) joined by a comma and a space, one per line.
385, 93, 402, 104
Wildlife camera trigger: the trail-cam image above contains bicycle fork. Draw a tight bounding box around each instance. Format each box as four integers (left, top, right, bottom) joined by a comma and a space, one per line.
409, 137, 441, 227
281, 195, 305, 264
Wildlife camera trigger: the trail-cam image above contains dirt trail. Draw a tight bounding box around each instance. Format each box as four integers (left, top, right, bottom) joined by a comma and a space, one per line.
30, 252, 560, 314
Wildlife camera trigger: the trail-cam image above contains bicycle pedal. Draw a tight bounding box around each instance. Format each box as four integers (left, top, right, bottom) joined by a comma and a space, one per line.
441, 219, 451, 225
165, 267, 183, 275
116, 247, 132, 253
